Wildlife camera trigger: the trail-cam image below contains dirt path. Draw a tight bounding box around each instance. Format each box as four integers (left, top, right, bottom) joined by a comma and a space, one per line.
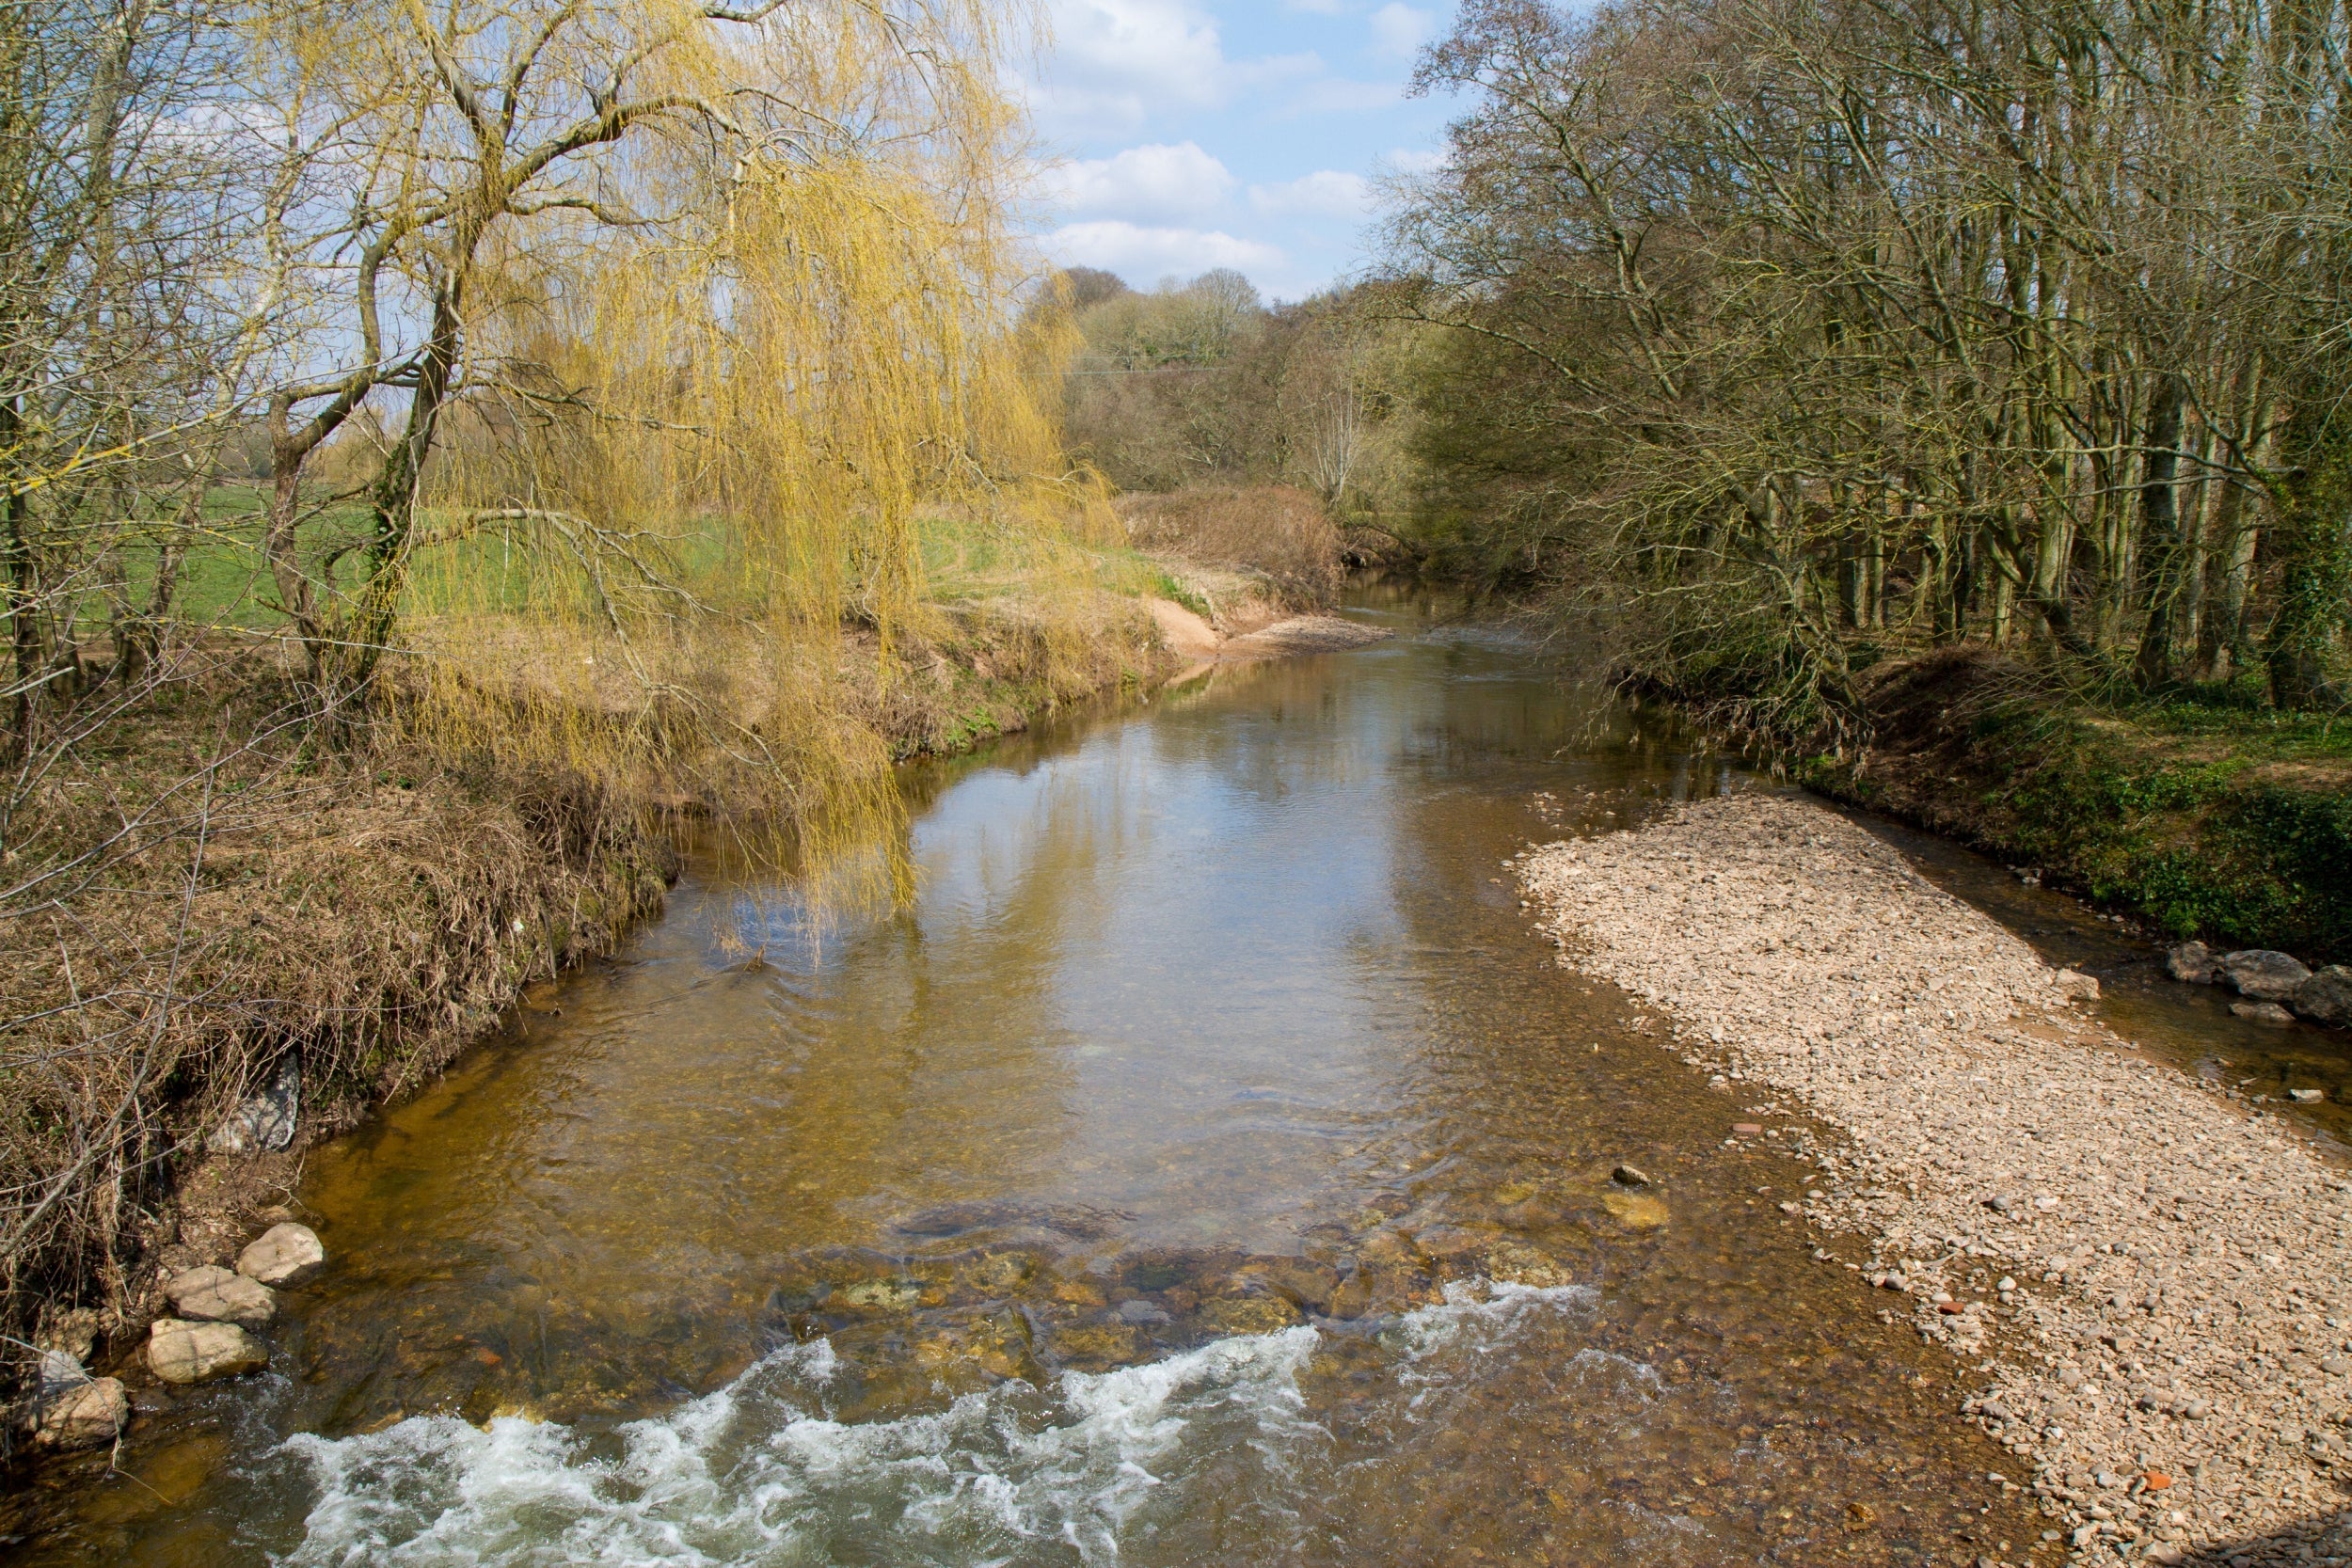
1518, 792, 2352, 1568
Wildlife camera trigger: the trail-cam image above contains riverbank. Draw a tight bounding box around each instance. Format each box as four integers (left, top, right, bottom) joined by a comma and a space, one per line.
1520, 792, 2352, 1567
1, 589, 1178, 1446
1796, 648, 2352, 971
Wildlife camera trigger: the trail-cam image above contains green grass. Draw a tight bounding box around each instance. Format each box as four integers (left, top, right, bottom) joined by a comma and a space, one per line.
1804, 685, 2352, 963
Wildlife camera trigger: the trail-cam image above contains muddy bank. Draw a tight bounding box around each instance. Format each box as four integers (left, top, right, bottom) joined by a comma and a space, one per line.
1520, 793, 2352, 1567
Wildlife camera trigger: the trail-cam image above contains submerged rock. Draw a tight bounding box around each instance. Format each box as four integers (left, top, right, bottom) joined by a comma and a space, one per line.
2164, 942, 2217, 984
2232, 1001, 2296, 1025
2294, 966, 2352, 1027
147, 1318, 267, 1385
236, 1222, 325, 1288
2219, 949, 2313, 1002
165, 1265, 276, 1327
207, 1055, 301, 1155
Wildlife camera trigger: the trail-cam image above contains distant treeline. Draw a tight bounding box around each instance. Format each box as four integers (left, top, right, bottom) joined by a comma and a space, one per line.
1053, 268, 1421, 521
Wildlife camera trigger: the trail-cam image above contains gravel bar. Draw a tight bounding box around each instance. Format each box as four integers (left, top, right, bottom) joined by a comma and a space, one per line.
1518, 792, 2352, 1568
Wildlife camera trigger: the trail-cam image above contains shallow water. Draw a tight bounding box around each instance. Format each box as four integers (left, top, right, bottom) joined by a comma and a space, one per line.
22, 589, 2109, 1565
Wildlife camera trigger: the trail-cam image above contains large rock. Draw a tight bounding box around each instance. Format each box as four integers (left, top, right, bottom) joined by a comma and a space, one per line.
2165, 942, 2217, 983
34, 1376, 129, 1450
2294, 966, 2352, 1028
207, 1054, 300, 1155
147, 1318, 267, 1385
164, 1264, 276, 1328
236, 1222, 325, 1288
2219, 949, 2312, 1002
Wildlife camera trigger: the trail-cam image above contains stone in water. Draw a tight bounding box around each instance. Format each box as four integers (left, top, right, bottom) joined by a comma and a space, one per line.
2218, 949, 2312, 1002
237, 1222, 326, 1287
147, 1319, 267, 1385
164, 1264, 277, 1327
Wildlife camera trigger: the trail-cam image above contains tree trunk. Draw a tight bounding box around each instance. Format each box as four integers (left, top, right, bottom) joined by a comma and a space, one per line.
2133, 374, 2186, 689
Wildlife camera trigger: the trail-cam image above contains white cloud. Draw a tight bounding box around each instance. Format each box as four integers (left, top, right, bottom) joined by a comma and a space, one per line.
1369, 2, 1434, 58
1043, 142, 1235, 222
1032, 0, 1232, 134
1043, 220, 1287, 287
1249, 169, 1372, 219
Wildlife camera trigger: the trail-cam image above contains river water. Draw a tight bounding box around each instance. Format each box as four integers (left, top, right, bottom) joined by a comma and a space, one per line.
33, 586, 2332, 1567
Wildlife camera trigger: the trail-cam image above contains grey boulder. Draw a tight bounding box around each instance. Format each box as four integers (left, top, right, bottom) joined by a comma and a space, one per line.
236, 1222, 325, 1288
147, 1318, 267, 1385
2293, 965, 2352, 1027
2220, 949, 2313, 1002
164, 1264, 276, 1327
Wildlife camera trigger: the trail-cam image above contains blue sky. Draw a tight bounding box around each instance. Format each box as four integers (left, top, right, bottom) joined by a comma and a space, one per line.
1021, 0, 1463, 302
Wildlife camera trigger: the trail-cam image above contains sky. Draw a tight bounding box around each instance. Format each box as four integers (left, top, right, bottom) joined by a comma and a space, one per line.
1021, 0, 1464, 304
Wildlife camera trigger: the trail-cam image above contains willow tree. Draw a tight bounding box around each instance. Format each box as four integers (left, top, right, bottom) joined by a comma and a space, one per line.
247, 0, 1074, 847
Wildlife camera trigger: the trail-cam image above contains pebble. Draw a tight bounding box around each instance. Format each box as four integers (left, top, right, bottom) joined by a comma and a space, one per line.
1517, 793, 2352, 1568
236, 1222, 326, 1288
1611, 1164, 1652, 1188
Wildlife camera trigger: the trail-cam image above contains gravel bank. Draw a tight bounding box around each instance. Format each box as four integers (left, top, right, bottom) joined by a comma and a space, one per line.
1518, 792, 2352, 1568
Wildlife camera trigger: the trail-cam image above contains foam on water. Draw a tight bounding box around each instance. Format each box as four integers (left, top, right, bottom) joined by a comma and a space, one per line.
277, 1328, 1322, 1567
266, 1281, 1606, 1566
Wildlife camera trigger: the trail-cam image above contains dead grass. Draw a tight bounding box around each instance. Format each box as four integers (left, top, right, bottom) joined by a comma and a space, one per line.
1114, 484, 1346, 610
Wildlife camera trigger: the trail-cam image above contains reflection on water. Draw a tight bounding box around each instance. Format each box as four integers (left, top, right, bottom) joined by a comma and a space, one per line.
17, 588, 2057, 1565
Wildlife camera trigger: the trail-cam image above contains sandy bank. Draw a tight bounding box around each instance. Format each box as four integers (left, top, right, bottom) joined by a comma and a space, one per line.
1147, 596, 1392, 665
1519, 793, 2352, 1568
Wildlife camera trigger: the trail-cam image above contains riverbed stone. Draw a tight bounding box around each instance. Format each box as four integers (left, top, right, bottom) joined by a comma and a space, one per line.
236, 1222, 325, 1287
34, 1376, 129, 1450
165, 1264, 276, 1327
147, 1318, 267, 1384
2231, 1001, 2295, 1024
2165, 942, 2217, 984
2219, 949, 2312, 1002
2293, 965, 2352, 1027
1610, 1163, 1653, 1187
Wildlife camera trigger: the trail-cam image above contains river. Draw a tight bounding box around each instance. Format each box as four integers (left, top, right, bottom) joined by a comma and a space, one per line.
24, 585, 2328, 1566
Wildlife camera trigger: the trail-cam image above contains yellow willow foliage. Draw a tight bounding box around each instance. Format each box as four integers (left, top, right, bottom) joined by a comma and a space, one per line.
377, 0, 1113, 904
